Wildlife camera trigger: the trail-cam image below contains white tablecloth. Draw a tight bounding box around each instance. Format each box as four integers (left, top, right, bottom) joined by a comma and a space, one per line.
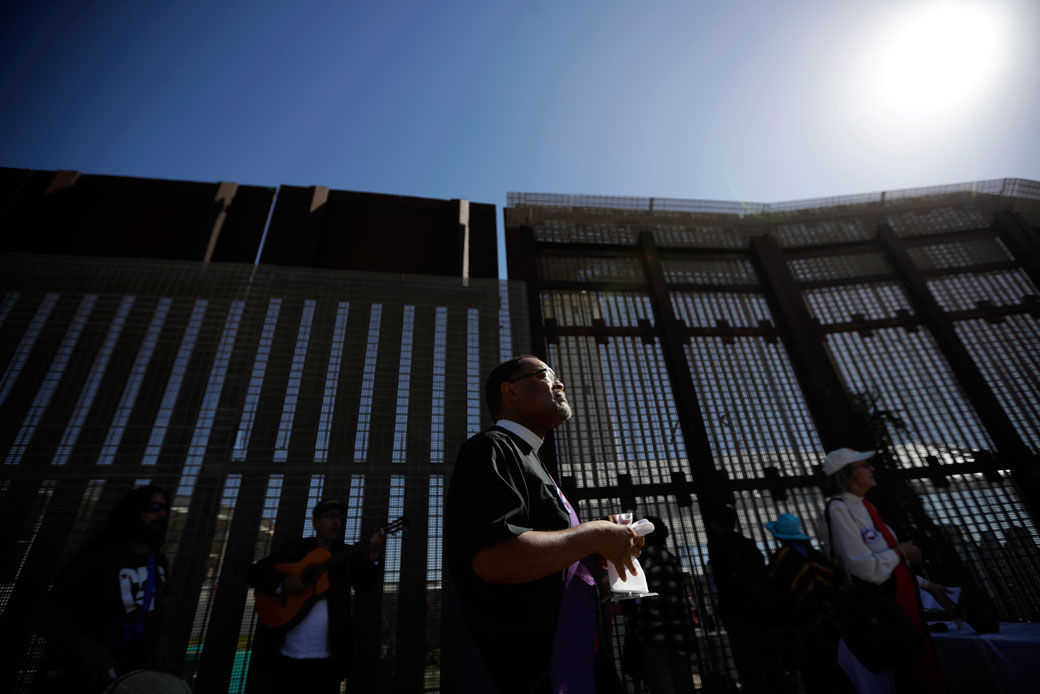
837, 639, 893, 694
931, 621, 1040, 694
838, 622, 1040, 694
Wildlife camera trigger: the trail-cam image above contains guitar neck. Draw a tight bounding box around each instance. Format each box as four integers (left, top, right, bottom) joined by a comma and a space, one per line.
316, 518, 406, 574
318, 542, 366, 574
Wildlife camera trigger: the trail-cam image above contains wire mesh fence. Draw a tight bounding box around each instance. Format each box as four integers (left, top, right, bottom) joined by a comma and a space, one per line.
0, 255, 528, 692
1, 178, 1039, 692
508, 190, 1040, 693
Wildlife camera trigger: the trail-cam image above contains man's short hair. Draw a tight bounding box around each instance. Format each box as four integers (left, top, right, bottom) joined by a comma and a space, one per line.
313, 498, 348, 518
485, 355, 539, 418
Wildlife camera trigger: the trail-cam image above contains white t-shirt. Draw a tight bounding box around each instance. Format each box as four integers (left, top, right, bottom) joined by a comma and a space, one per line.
279, 597, 331, 659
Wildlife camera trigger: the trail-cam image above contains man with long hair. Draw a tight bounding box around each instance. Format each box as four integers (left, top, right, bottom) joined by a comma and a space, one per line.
32, 485, 176, 692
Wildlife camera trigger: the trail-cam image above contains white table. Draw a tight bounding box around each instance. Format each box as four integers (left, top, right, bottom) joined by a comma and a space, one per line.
931, 621, 1040, 694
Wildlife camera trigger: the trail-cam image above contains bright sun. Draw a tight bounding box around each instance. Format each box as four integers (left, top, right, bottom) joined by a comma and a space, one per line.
861, 1, 1007, 124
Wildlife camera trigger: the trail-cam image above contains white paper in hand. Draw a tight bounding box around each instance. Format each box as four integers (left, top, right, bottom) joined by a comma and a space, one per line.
607, 517, 658, 601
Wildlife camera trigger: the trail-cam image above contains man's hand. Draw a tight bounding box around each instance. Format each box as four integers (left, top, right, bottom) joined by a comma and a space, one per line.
369, 528, 386, 560
594, 520, 643, 581
281, 574, 306, 594
898, 541, 922, 563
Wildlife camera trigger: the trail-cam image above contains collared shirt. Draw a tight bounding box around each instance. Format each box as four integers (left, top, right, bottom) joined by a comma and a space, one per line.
445, 425, 573, 692
495, 419, 576, 513
495, 418, 543, 453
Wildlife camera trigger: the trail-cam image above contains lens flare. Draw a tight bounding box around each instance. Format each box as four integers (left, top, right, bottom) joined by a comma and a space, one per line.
868, 2, 1005, 121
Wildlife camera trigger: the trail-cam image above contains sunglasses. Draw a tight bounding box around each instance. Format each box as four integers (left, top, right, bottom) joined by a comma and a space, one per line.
143, 501, 170, 513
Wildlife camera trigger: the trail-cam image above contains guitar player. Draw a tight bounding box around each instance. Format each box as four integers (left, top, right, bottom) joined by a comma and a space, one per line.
247, 498, 385, 693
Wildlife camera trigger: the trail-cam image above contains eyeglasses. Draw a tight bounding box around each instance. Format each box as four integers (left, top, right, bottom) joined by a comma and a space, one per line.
317, 512, 345, 521
506, 367, 559, 385
143, 501, 170, 513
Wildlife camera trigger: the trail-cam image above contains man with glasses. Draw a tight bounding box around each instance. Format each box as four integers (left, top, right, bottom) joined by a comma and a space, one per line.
446, 355, 643, 693
247, 498, 385, 693
32, 486, 176, 692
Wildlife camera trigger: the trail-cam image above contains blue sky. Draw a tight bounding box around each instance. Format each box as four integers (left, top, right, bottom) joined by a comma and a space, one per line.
2, 1, 1038, 275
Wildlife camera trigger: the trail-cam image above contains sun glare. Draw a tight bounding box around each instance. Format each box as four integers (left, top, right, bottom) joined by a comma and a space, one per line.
869, 2, 1005, 120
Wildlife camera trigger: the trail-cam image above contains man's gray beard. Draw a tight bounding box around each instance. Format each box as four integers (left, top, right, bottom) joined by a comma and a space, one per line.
556, 401, 573, 421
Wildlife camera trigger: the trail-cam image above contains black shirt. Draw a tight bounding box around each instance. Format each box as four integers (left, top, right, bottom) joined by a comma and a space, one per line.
445, 426, 572, 690
48, 545, 170, 672
708, 530, 784, 627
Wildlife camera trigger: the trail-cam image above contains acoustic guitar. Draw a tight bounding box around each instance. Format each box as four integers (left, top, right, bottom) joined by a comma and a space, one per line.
254, 517, 408, 629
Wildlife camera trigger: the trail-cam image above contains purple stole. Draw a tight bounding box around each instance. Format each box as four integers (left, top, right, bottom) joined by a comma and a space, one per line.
547, 481, 599, 694
453, 449, 599, 693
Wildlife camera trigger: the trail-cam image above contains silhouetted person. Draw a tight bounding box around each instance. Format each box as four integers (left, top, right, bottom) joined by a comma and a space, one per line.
624, 515, 696, 694
764, 512, 853, 694
706, 505, 795, 694
31, 486, 176, 693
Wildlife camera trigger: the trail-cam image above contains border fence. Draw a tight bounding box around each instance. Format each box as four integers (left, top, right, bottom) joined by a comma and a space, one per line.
1, 175, 1038, 692
0, 255, 528, 692
504, 183, 1040, 691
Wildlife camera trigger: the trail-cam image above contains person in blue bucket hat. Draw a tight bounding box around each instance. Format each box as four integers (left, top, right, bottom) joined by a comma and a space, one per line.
764, 513, 854, 693
765, 513, 811, 542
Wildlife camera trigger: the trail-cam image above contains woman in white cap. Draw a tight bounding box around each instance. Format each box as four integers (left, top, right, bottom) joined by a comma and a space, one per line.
821, 448, 955, 693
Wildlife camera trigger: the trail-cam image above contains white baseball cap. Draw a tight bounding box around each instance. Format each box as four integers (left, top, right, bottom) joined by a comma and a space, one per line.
823, 448, 875, 476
